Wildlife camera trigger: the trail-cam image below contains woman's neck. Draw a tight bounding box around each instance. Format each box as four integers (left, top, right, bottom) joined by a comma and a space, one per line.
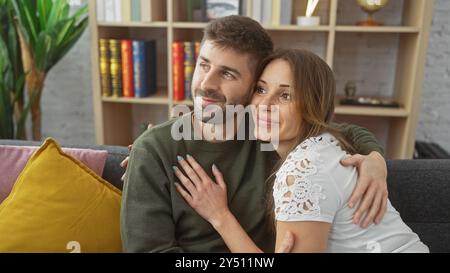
276, 138, 299, 159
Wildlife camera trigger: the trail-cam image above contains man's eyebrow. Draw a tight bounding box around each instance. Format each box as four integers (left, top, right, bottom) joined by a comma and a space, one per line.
199, 56, 210, 62
220, 65, 241, 77
199, 56, 241, 77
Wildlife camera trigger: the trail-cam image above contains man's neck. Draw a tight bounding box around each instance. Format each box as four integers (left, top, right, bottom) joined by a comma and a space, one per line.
191, 113, 241, 143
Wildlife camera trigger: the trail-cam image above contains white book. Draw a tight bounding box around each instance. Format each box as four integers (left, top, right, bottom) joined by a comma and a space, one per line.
113, 0, 122, 22
252, 0, 262, 23
261, 0, 272, 26
141, 0, 152, 22
280, 0, 293, 25
104, 0, 115, 22
96, 0, 105, 22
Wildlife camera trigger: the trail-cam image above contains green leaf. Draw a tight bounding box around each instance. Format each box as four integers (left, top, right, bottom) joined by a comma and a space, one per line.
37, 0, 53, 30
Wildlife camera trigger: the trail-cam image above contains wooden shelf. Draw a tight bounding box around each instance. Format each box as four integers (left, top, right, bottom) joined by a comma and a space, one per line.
172, 22, 207, 29
335, 26, 420, 33
335, 105, 409, 117
89, 0, 435, 158
264, 25, 331, 32
102, 95, 169, 105
98, 21, 168, 28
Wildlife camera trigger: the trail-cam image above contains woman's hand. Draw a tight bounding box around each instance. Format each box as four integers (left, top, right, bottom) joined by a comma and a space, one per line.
173, 155, 230, 228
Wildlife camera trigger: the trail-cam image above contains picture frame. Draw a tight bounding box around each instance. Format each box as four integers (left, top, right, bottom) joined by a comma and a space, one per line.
205, 0, 242, 20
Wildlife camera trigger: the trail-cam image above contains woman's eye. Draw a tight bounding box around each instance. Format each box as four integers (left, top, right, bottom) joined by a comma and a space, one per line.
255, 86, 266, 94
280, 92, 291, 102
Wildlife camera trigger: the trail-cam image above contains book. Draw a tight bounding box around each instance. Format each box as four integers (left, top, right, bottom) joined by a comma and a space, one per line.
99, 39, 112, 97
96, 0, 105, 22
272, 0, 281, 26
132, 40, 157, 97
280, 0, 293, 25
141, 0, 152, 22
252, 0, 262, 23
109, 39, 122, 97
186, 0, 206, 22
172, 42, 185, 101
261, 0, 272, 25
121, 40, 134, 97
121, 0, 131, 23
104, 0, 115, 22
195, 42, 201, 61
113, 0, 122, 22
184, 42, 196, 100
131, 0, 141, 22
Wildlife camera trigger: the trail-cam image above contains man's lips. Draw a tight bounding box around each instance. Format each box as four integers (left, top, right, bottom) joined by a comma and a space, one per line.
201, 96, 224, 106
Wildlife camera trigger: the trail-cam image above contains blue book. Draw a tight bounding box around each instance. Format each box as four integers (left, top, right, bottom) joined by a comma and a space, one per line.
132, 40, 157, 97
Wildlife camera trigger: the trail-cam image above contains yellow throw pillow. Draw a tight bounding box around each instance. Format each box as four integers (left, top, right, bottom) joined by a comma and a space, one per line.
0, 138, 122, 253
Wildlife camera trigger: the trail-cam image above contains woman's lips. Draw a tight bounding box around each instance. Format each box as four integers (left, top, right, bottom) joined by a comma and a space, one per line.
256, 114, 279, 126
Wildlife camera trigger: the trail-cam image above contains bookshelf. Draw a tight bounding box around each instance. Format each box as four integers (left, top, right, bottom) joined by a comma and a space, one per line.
89, 0, 434, 159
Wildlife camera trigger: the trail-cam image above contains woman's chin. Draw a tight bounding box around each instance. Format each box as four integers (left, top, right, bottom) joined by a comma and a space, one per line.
254, 128, 272, 142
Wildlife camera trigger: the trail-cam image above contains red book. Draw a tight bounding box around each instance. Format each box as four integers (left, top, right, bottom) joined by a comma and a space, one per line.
172, 42, 185, 101
121, 39, 134, 97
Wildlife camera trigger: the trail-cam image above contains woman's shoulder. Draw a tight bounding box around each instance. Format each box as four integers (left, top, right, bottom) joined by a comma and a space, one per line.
287, 133, 346, 161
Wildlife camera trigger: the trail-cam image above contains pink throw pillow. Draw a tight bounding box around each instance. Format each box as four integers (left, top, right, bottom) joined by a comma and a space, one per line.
0, 145, 108, 203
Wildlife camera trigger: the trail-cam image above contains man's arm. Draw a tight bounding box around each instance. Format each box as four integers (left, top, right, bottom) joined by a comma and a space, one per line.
331, 122, 388, 228
331, 122, 384, 156
121, 140, 183, 253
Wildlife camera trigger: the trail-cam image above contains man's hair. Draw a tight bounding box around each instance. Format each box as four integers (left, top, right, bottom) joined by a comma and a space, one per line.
202, 15, 274, 73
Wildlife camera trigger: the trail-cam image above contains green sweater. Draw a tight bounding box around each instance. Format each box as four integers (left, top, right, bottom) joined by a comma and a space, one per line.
120, 113, 384, 253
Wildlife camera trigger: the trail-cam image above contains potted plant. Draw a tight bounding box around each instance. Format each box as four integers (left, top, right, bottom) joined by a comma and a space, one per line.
11, 0, 89, 140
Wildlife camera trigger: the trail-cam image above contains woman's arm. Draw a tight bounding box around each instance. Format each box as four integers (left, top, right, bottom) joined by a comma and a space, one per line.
276, 221, 330, 252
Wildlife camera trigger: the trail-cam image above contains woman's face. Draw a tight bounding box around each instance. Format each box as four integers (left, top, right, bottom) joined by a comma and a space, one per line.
251, 59, 301, 143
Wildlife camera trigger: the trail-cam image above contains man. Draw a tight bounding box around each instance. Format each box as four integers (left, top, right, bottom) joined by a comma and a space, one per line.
120, 16, 388, 253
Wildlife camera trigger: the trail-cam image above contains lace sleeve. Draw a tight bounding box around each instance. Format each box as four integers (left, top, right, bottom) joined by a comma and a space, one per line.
273, 136, 342, 223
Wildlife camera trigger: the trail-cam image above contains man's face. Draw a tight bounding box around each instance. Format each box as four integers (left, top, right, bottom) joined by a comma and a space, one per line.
191, 40, 255, 123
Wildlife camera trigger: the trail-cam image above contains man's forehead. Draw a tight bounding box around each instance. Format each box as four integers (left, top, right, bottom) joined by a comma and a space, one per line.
200, 41, 255, 73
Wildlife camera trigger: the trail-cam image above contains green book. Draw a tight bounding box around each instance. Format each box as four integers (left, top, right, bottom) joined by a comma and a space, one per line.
131, 0, 141, 22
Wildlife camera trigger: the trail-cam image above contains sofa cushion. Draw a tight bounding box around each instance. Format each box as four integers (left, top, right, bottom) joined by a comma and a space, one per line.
0, 145, 108, 203
0, 138, 122, 253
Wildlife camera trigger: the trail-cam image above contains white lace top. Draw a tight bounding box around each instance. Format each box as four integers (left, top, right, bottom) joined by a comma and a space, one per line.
273, 133, 429, 253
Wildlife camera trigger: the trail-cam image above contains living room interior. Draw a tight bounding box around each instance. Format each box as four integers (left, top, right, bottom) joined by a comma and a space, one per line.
0, 0, 449, 254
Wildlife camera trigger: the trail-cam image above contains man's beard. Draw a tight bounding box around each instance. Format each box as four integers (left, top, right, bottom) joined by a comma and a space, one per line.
193, 88, 227, 124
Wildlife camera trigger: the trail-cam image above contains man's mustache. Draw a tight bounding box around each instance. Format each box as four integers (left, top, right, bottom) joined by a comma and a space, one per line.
195, 88, 226, 102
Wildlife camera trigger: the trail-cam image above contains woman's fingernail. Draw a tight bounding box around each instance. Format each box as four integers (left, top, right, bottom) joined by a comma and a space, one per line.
172, 166, 178, 172
177, 155, 183, 161
186, 154, 192, 159
212, 164, 218, 171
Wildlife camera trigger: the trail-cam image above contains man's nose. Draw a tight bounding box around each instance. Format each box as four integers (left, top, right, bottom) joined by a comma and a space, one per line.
200, 70, 220, 91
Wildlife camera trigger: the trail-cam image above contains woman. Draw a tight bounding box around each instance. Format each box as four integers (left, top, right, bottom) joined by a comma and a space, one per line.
173, 49, 429, 253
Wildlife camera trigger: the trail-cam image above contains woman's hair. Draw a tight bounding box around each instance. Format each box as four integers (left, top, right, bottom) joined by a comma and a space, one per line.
257, 49, 356, 231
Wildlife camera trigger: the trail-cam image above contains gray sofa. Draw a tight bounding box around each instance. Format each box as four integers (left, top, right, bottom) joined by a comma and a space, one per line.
1, 139, 450, 253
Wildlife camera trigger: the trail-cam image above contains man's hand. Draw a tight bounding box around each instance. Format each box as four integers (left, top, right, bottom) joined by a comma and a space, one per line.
120, 124, 153, 181
276, 231, 295, 253
340, 151, 388, 228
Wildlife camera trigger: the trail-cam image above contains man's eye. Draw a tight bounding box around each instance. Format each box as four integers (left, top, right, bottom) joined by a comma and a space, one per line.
223, 71, 235, 80
200, 63, 210, 71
